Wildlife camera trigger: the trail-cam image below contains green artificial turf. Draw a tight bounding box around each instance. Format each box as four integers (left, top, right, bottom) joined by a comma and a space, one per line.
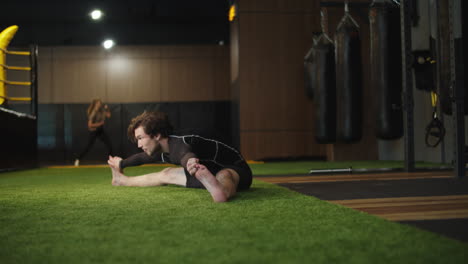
1, 165, 467, 264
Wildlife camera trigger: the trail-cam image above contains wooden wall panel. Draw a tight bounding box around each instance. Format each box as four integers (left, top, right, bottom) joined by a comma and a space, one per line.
188, 59, 215, 101
161, 46, 213, 58
161, 58, 214, 101
241, 131, 324, 160
52, 59, 107, 103
51, 60, 77, 102
241, 14, 281, 63
234, 0, 378, 160
236, 3, 322, 160
51, 47, 108, 103
239, 13, 283, 131
213, 51, 230, 100
240, 61, 283, 130
52, 46, 107, 59
109, 46, 161, 59
79, 60, 108, 101
34, 45, 229, 104
37, 48, 53, 103
107, 58, 159, 103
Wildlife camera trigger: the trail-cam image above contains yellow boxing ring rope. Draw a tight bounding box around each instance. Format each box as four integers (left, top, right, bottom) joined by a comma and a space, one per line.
0, 25, 37, 106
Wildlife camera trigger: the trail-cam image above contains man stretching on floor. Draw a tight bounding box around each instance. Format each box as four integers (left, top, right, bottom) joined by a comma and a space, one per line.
107, 111, 252, 203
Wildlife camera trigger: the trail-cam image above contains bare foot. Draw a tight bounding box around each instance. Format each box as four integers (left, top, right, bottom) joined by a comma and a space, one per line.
110, 166, 124, 186
194, 164, 227, 203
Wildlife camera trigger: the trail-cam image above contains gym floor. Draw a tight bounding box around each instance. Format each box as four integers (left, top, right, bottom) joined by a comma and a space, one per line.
256, 170, 468, 243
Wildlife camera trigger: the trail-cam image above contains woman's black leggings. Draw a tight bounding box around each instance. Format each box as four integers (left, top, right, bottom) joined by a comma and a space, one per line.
78, 127, 113, 159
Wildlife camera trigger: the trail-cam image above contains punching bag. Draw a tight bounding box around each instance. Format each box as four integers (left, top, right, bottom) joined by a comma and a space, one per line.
369, 1, 403, 139
335, 12, 362, 143
313, 34, 336, 144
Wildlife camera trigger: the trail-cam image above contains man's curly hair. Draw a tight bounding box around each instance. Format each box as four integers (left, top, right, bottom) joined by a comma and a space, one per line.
127, 111, 174, 142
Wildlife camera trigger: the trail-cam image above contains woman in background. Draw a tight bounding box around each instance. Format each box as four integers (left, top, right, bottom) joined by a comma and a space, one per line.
74, 99, 113, 166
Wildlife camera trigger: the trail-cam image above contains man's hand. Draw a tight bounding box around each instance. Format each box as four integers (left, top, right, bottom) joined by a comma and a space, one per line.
186, 157, 200, 176
108, 155, 123, 172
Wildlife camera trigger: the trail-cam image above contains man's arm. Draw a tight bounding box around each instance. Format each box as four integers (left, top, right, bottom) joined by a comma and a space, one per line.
121, 152, 160, 169
108, 152, 160, 172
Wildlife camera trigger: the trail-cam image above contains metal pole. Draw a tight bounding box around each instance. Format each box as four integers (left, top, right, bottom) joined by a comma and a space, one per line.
448, 0, 465, 177
29, 45, 38, 117
401, 0, 415, 172
28, 44, 39, 168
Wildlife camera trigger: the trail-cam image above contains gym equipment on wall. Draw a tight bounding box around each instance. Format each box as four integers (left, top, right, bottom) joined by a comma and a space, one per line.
413, 50, 436, 92
369, 0, 403, 140
425, 92, 445, 148
432, 0, 467, 115
429, 0, 465, 177
313, 10, 336, 144
334, 2, 362, 143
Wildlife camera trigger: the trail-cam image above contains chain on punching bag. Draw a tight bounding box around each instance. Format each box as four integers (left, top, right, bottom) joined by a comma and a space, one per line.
335, 3, 362, 143
369, 0, 403, 140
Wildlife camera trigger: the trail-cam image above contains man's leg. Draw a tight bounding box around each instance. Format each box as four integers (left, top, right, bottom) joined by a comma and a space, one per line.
111, 166, 186, 187
194, 165, 240, 203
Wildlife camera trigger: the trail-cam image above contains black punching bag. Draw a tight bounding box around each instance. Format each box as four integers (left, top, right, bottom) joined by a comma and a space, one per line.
370, 1, 403, 140
335, 12, 362, 143
313, 34, 336, 144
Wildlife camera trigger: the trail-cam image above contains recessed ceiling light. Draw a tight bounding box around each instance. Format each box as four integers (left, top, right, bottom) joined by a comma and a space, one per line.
102, 39, 115, 49
90, 9, 103, 20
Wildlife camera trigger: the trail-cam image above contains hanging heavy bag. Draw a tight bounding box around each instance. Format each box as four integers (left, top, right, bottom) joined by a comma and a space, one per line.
313, 33, 336, 144
369, 1, 403, 140
335, 10, 362, 143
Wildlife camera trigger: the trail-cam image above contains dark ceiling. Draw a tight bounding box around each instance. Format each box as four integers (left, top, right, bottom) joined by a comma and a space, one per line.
0, 0, 230, 46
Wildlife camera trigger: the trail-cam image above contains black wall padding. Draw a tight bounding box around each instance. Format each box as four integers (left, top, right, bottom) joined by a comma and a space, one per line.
304, 47, 316, 100
369, 2, 403, 140
0, 107, 37, 171
313, 35, 336, 144
335, 15, 362, 143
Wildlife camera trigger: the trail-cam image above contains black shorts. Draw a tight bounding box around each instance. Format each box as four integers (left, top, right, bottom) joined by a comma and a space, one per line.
185, 160, 252, 191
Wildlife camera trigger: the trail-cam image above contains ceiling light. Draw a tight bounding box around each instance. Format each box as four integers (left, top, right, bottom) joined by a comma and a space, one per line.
102, 39, 115, 49
90, 9, 103, 20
